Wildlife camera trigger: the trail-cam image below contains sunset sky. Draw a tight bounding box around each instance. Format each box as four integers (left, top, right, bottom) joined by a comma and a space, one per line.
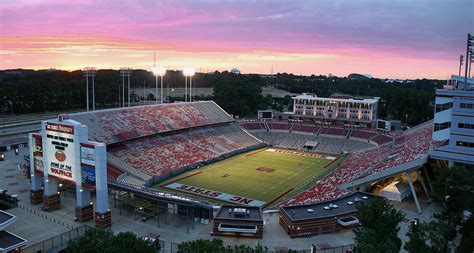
0, 0, 472, 79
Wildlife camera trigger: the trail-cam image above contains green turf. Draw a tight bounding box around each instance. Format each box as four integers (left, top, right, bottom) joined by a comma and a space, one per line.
157, 148, 341, 206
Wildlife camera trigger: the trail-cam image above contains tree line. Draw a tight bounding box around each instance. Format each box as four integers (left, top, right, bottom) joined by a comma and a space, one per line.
0, 69, 443, 125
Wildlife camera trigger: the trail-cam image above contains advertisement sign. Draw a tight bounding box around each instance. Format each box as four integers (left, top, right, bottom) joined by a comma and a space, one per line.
81, 146, 95, 166
34, 158, 44, 172
33, 135, 43, 157
81, 166, 96, 189
45, 122, 76, 182
45, 122, 74, 134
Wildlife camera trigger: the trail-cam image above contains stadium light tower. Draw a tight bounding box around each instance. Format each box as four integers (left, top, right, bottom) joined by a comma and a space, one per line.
183, 67, 195, 102
152, 67, 166, 104
120, 68, 132, 107
84, 67, 97, 111
464, 33, 472, 86
469, 48, 473, 78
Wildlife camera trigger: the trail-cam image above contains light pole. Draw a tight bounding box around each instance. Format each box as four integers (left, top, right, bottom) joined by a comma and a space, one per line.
183, 67, 195, 102
464, 33, 472, 88
152, 67, 166, 104
120, 68, 132, 107
84, 67, 96, 111
469, 48, 473, 78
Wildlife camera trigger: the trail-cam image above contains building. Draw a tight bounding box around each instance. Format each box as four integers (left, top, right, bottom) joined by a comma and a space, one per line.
0, 211, 27, 253
292, 93, 379, 127
430, 75, 474, 167
211, 205, 263, 238
279, 192, 379, 238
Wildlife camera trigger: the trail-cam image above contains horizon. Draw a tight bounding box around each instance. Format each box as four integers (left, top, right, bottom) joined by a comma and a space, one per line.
1, 0, 472, 79
0, 67, 450, 80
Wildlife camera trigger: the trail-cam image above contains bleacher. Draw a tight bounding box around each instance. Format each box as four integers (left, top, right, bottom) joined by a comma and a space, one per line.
70, 101, 232, 145
319, 127, 350, 137
108, 123, 261, 178
372, 122, 433, 174
350, 130, 377, 140
280, 121, 433, 206
371, 134, 393, 145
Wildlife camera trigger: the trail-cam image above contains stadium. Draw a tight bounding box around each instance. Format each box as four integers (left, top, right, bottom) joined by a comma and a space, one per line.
52, 99, 434, 216
1, 74, 472, 251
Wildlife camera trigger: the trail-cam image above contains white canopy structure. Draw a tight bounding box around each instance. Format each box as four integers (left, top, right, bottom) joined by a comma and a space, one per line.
382, 181, 411, 202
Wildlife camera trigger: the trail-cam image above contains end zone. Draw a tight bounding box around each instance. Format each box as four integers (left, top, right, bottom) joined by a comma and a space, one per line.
163, 182, 265, 207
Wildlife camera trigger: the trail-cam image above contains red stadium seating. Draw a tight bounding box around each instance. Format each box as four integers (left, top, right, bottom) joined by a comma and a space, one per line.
320, 127, 350, 137
108, 123, 261, 177
70, 101, 232, 144
372, 122, 432, 174
350, 130, 377, 139
281, 122, 433, 206
106, 163, 124, 182
371, 134, 392, 145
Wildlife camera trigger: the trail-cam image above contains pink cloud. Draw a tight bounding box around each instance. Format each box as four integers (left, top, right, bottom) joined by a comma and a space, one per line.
0, 0, 471, 78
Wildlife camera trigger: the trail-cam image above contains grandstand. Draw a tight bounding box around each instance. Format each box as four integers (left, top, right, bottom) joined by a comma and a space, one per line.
240, 121, 392, 153
281, 121, 433, 207
69, 101, 233, 144
60, 101, 433, 212
108, 123, 261, 180
66, 101, 263, 189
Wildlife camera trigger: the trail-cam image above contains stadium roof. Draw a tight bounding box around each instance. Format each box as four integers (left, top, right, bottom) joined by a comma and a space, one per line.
281, 192, 380, 221
293, 93, 379, 103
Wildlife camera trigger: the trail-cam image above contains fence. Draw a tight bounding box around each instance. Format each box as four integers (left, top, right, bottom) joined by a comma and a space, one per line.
21, 225, 92, 253
169, 242, 353, 253
315, 244, 353, 253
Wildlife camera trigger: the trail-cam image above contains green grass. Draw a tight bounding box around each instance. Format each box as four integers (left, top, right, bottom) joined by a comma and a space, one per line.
156, 148, 342, 207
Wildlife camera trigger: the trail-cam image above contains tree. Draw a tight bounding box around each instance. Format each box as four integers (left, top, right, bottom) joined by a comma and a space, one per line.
213, 77, 264, 116
354, 198, 405, 253
404, 220, 431, 253
177, 239, 270, 253
67, 227, 155, 253
459, 215, 474, 253
404, 166, 474, 253
431, 166, 474, 223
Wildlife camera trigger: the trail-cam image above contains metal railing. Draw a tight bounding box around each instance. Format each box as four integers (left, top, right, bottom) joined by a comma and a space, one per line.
21, 225, 92, 253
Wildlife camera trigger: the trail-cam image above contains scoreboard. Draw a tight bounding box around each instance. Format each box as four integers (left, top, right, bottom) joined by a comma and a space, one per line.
258, 110, 273, 120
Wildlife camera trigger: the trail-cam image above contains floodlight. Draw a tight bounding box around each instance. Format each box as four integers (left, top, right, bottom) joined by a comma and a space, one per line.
152, 66, 166, 76
183, 67, 195, 76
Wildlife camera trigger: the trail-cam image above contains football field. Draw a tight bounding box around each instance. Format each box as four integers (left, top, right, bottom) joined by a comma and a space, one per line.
157, 148, 342, 208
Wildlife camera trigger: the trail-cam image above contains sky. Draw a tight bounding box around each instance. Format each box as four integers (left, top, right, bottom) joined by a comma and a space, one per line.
0, 0, 473, 79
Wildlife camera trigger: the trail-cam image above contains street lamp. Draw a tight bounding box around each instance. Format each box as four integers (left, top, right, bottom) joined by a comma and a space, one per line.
152, 67, 166, 104
183, 67, 195, 102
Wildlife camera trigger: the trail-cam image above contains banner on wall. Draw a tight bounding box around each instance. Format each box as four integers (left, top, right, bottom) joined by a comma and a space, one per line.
80, 146, 95, 166
81, 166, 96, 189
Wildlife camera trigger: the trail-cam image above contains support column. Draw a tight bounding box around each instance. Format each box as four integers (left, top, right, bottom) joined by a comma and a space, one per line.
423, 166, 434, 192
29, 134, 44, 204
406, 172, 422, 214
75, 186, 93, 222
448, 160, 455, 168
30, 173, 44, 204
94, 144, 111, 228
417, 170, 431, 202
43, 178, 60, 211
